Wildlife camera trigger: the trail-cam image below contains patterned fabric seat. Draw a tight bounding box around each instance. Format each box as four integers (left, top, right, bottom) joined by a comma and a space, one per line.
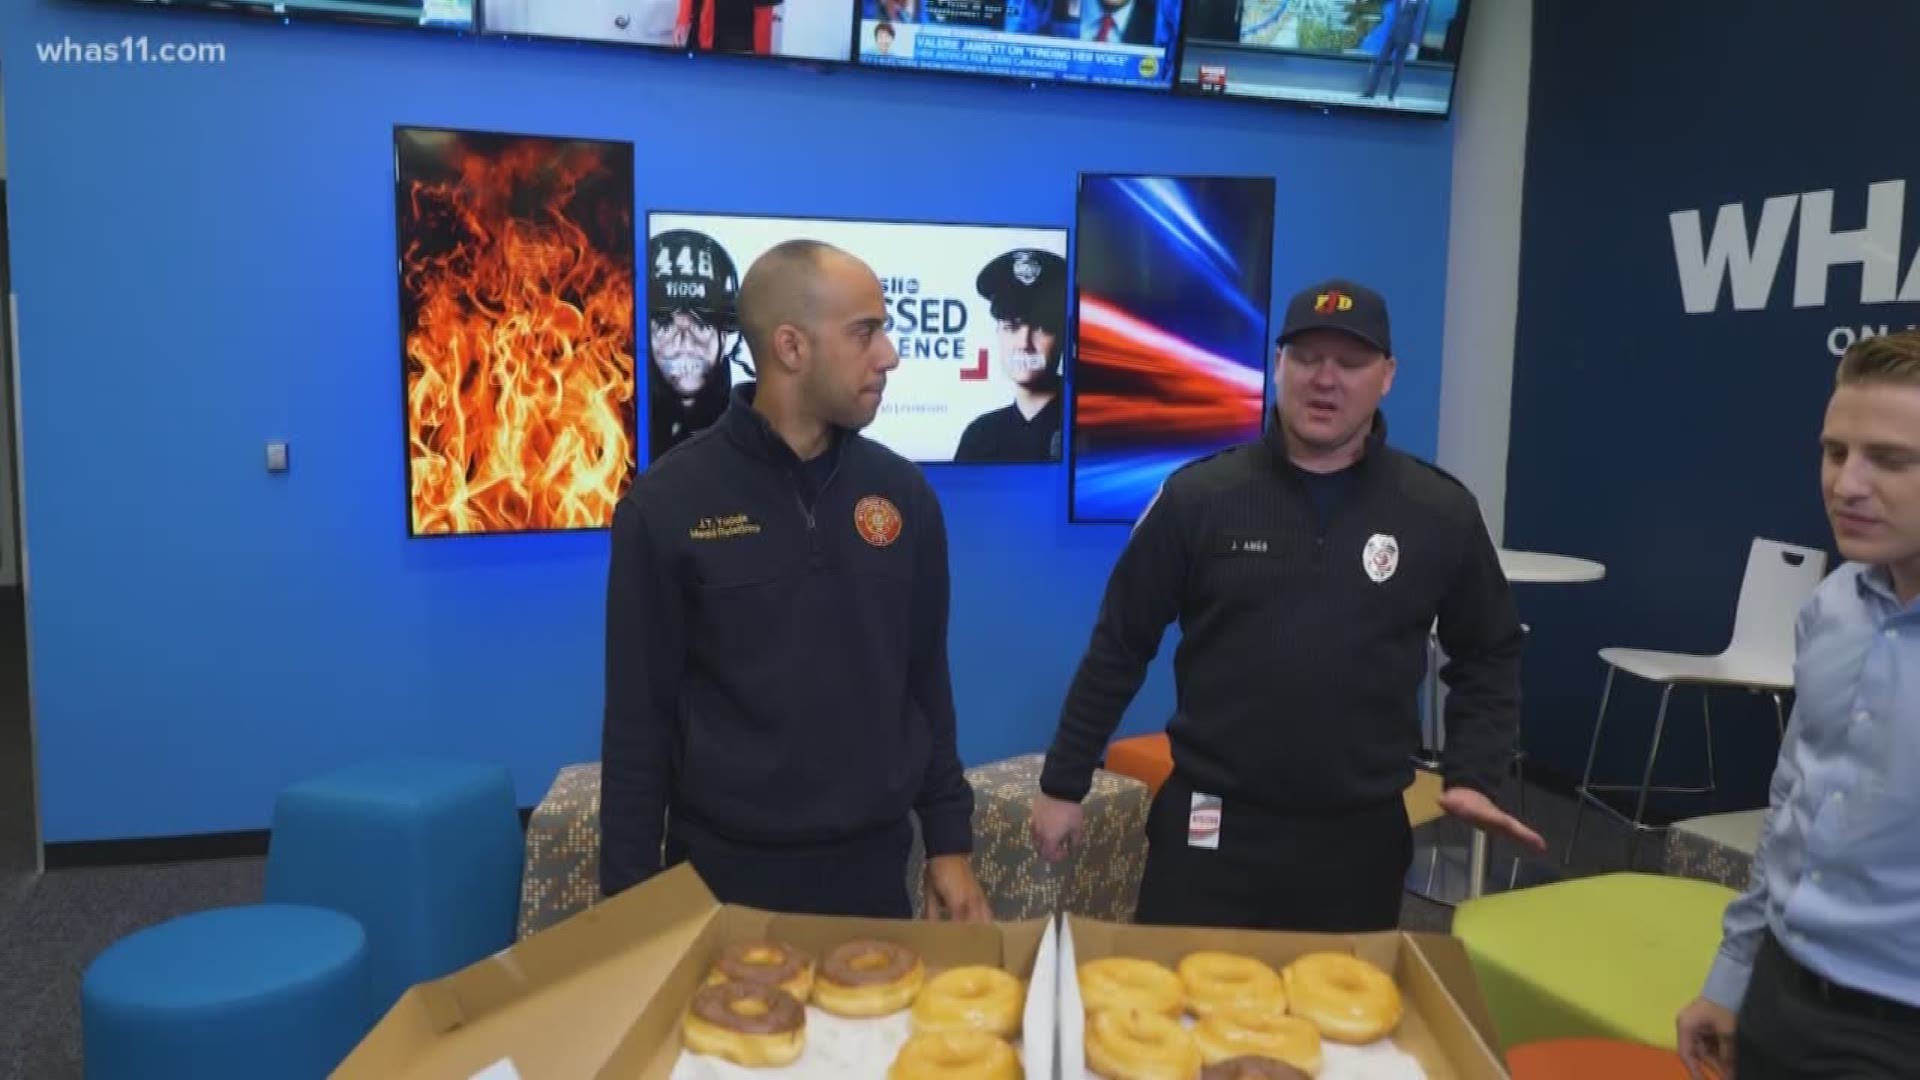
516, 754, 1153, 939
1661, 809, 1764, 891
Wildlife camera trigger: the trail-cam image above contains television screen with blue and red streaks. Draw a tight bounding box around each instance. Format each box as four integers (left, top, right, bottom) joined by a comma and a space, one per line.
1069, 174, 1277, 523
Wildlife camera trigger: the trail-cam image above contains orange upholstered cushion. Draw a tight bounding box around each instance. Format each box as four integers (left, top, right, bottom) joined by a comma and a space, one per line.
1507, 1038, 1694, 1080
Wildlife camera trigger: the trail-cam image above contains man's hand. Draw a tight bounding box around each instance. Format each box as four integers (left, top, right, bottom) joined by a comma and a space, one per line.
1437, 786, 1547, 855
1030, 792, 1085, 863
923, 855, 990, 923
1676, 997, 1737, 1079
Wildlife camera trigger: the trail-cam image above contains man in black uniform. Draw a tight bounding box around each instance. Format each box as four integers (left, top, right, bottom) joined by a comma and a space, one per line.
647, 229, 742, 460
954, 249, 1067, 463
1031, 279, 1543, 932
602, 239, 990, 922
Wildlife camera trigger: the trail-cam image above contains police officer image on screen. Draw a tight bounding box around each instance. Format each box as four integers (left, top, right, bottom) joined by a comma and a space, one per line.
648, 230, 742, 461
1030, 278, 1545, 933
953, 249, 1067, 463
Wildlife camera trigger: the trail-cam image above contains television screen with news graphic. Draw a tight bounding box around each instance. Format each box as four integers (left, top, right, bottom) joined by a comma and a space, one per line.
110, 0, 473, 29
854, 0, 1181, 91
646, 211, 1071, 465
394, 125, 638, 537
481, 0, 852, 60
1069, 173, 1276, 523
1177, 0, 1471, 116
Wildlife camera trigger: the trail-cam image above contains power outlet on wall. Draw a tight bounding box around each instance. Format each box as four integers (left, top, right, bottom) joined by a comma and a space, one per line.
265, 441, 289, 473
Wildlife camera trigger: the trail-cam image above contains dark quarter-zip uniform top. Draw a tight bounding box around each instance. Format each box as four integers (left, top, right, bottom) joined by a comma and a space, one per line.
1040, 414, 1523, 814
601, 384, 973, 899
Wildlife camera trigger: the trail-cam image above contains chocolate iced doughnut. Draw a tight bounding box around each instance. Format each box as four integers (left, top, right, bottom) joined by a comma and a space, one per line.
1201, 1057, 1312, 1080
712, 941, 815, 998
689, 982, 805, 1035
814, 939, 926, 1017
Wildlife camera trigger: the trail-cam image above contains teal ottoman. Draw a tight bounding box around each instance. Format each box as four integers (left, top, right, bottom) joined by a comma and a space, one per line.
265, 756, 523, 1011
82, 904, 371, 1080
1453, 872, 1736, 1051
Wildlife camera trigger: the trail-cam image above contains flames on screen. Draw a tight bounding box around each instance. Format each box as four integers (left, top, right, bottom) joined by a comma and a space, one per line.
399, 132, 636, 536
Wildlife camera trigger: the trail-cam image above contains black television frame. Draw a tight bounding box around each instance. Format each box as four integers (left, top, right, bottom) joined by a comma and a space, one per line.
1066, 170, 1276, 525
1168, 0, 1474, 120
392, 122, 641, 540
643, 205, 1073, 468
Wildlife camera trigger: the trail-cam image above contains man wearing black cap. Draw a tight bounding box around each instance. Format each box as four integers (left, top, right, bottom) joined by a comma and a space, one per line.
954, 249, 1069, 463
1029, 278, 1542, 932
648, 229, 743, 460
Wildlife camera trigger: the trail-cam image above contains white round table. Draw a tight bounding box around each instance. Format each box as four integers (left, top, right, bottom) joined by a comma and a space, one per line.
1409, 548, 1606, 906
1499, 549, 1607, 585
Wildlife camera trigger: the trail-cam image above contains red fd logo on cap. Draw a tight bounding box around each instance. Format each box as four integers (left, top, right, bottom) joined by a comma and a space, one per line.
854, 496, 903, 547
1315, 291, 1355, 314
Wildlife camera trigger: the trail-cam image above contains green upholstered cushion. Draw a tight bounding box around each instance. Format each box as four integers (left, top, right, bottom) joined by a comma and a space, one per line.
1453, 872, 1737, 1051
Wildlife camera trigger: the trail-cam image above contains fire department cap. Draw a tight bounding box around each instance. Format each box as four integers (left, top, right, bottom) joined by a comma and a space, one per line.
976, 249, 1068, 330
1277, 278, 1393, 356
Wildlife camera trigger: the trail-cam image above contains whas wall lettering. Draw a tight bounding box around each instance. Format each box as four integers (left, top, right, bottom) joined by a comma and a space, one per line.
879, 275, 988, 378
1668, 178, 1920, 356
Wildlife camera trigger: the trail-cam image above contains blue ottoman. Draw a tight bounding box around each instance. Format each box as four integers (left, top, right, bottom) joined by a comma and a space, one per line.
83, 904, 371, 1080
265, 756, 523, 1010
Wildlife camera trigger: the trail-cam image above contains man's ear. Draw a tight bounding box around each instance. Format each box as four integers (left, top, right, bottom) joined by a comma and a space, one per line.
771, 324, 807, 373
1380, 355, 1398, 397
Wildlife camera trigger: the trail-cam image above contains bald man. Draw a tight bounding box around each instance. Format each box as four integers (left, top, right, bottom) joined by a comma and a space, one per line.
601, 240, 990, 922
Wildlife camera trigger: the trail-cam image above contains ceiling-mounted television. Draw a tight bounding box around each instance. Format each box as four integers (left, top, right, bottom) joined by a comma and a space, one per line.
480, 0, 853, 61
394, 125, 639, 538
1176, 0, 1471, 116
1069, 173, 1276, 523
645, 211, 1070, 466
106, 0, 473, 29
852, 0, 1182, 91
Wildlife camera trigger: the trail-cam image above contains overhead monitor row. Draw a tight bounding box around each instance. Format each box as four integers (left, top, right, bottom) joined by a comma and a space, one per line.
392, 124, 1275, 537
109, 0, 1474, 116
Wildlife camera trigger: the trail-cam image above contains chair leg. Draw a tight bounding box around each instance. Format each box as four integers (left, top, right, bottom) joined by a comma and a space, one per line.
1565, 665, 1619, 867
1628, 683, 1677, 868
1701, 688, 1718, 805
1772, 693, 1787, 739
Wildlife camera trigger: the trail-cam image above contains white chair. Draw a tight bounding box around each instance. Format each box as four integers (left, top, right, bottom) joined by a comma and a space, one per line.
1566, 538, 1827, 868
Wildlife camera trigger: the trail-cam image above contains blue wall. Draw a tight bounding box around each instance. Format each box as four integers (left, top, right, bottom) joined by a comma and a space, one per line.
1508, 0, 1920, 815
1, 0, 1456, 842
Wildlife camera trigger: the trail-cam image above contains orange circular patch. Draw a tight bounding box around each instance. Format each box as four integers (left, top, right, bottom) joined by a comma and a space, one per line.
853, 496, 903, 547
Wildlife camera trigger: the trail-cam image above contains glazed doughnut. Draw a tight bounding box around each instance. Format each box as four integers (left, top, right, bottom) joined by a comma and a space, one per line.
1079, 957, 1186, 1018
1200, 1057, 1312, 1080
707, 940, 816, 1001
1177, 952, 1286, 1019
912, 965, 1026, 1039
1281, 952, 1403, 1044
813, 939, 926, 1017
681, 982, 806, 1068
1193, 1003, 1323, 1075
1085, 1008, 1203, 1080
887, 1029, 1023, 1080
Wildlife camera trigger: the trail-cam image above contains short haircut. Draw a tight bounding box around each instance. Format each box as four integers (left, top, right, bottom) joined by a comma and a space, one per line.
876, 21, 894, 37
1837, 329, 1920, 388
737, 239, 839, 363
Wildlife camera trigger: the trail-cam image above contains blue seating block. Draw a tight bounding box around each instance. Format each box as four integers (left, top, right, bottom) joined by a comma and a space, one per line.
265, 756, 524, 1010
83, 904, 372, 1080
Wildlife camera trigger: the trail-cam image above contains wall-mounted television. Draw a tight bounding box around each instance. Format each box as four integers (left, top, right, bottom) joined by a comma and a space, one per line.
646, 211, 1070, 465
480, 0, 852, 60
1069, 173, 1276, 523
394, 126, 639, 537
853, 0, 1182, 91
1176, 0, 1471, 116
111, 0, 473, 29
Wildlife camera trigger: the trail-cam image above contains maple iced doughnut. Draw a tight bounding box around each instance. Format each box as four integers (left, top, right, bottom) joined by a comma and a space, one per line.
707, 940, 816, 1001
681, 982, 806, 1068
1201, 1057, 1313, 1080
1281, 952, 1403, 1044
1079, 957, 1186, 1018
911, 965, 1026, 1038
1177, 951, 1286, 1018
813, 939, 926, 1017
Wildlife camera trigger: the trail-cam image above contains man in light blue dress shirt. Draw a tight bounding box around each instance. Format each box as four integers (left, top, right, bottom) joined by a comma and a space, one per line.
1678, 330, 1920, 1078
